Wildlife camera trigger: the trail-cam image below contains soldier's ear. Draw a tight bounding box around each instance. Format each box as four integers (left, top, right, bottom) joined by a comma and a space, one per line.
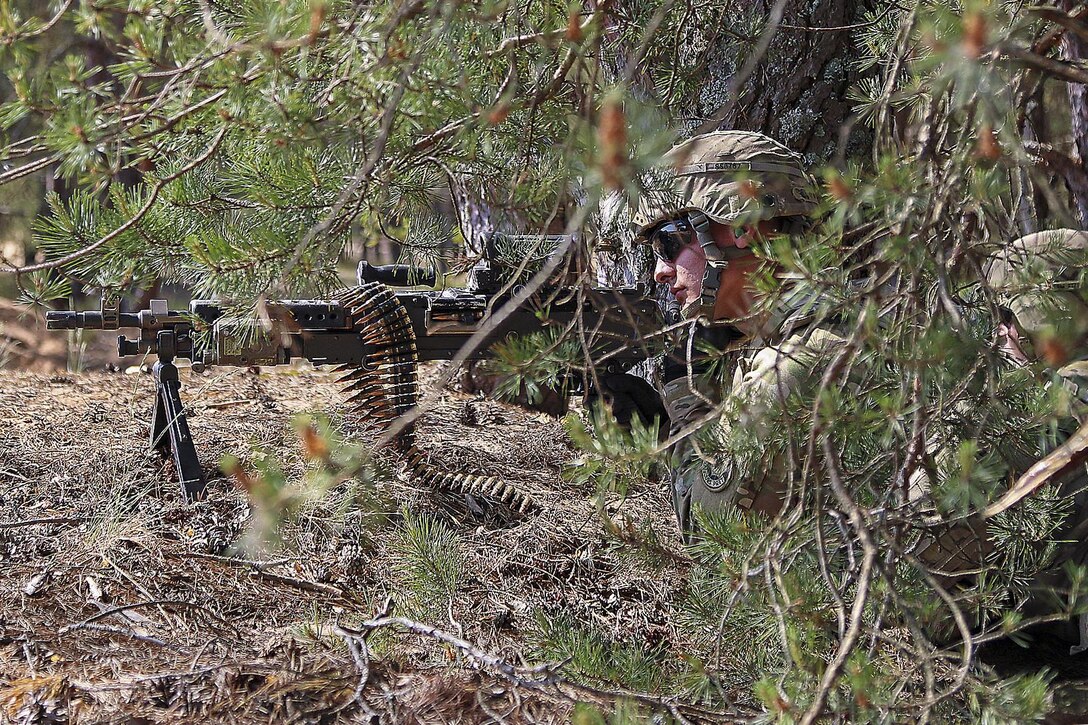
996, 307, 1021, 341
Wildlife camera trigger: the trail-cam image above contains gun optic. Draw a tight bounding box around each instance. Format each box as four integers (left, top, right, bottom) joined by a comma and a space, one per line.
357, 262, 437, 287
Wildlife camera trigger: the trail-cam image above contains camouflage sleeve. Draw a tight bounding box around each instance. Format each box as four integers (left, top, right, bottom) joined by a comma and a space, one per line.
661, 370, 718, 536
1057, 361, 1088, 409
732, 328, 847, 420
667, 327, 847, 534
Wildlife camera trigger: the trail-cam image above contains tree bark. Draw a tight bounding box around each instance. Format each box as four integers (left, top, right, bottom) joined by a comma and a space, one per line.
699, 0, 876, 160
1061, 0, 1088, 227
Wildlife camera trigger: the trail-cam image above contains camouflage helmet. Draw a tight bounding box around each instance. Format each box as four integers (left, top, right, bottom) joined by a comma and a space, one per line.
986, 229, 1088, 362
631, 130, 817, 235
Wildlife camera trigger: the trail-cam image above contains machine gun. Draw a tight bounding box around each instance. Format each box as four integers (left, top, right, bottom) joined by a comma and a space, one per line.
46, 235, 663, 508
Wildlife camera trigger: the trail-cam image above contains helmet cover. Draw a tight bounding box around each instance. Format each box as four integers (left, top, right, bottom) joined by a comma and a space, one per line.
986, 229, 1088, 357
632, 130, 816, 235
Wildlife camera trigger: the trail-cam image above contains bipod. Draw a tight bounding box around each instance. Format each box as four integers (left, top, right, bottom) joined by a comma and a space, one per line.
149, 328, 206, 501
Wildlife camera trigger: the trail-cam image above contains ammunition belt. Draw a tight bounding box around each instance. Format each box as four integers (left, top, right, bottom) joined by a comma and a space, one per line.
334, 283, 534, 514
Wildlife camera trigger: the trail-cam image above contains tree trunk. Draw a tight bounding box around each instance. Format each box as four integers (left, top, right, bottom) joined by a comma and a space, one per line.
699, 0, 876, 161
1061, 0, 1088, 227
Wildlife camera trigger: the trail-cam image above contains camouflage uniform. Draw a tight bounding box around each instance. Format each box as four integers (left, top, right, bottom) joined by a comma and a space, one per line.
987, 229, 1088, 401
986, 229, 1088, 649
763, 227, 1088, 644
632, 130, 1088, 649
664, 228, 1088, 570
663, 295, 847, 535
632, 131, 1088, 561
629, 130, 826, 535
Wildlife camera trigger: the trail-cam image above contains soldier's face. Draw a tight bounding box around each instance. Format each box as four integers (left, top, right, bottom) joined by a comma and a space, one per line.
653, 239, 705, 308
653, 222, 761, 319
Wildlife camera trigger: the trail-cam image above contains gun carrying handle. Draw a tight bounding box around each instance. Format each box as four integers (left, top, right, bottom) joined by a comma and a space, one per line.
357, 261, 437, 287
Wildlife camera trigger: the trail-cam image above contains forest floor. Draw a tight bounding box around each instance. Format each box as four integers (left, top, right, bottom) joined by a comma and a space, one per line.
4, 360, 1088, 722
0, 362, 733, 724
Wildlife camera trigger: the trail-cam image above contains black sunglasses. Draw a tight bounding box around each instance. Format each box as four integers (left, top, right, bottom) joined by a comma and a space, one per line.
647, 217, 696, 262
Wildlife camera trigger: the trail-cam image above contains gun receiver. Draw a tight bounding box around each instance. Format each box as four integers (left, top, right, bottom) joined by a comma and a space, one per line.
47, 237, 663, 506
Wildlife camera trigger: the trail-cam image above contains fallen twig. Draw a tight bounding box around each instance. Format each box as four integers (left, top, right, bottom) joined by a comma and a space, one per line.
333, 602, 388, 718
0, 516, 83, 530
60, 599, 238, 638
337, 602, 753, 723
62, 622, 169, 648
196, 399, 255, 409
348, 612, 560, 686
182, 551, 294, 571
180, 551, 349, 597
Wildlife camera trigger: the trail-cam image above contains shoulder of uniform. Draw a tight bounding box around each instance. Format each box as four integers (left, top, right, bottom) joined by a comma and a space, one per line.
988, 228, 1088, 287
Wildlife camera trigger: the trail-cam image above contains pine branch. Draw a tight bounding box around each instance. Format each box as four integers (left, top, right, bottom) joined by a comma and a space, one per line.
4, 125, 229, 275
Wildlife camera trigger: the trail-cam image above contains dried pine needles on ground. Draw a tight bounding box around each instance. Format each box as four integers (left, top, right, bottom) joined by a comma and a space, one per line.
0, 365, 733, 723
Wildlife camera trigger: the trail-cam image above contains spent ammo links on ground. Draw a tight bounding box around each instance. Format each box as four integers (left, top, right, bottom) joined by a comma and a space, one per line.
45, 234, 664, 506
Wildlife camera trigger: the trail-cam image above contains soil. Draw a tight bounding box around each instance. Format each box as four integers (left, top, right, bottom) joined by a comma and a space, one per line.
0, 363, 712, 724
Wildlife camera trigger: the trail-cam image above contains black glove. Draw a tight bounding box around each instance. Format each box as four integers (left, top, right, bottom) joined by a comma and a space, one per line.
588, 373, 669, 435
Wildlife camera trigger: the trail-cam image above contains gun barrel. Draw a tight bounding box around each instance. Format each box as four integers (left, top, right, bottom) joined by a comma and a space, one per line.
45, 310, 141, 330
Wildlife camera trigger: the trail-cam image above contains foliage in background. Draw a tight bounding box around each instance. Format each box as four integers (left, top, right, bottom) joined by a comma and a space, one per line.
0, 0, 658, 304
0, 323, 12, 369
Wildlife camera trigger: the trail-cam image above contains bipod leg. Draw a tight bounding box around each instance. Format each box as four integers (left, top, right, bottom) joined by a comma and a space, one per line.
151, 359, 206, 502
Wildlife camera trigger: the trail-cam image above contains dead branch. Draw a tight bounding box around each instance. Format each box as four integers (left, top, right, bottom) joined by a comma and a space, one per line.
339, 602, 756, 723
59, 599, 235, 635
983, 417, 1088, 518
1000, 42, 1088, 84
68, 622, 170, 648
180, 551, 351, 597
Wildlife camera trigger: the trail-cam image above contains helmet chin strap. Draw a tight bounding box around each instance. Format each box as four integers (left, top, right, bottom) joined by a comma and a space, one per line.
684, 210, 752, 321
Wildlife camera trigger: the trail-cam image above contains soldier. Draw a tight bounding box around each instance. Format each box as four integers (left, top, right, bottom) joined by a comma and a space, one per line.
986, 228, 1088, 652
610, 129, 830, 538
609, 127, 1088, 648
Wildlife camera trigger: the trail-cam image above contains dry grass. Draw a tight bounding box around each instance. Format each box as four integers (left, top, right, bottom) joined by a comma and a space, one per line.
0, 364, 709, 723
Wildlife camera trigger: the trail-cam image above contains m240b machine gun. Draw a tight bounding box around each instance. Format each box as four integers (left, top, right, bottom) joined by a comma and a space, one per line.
46, 239, 663, 509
